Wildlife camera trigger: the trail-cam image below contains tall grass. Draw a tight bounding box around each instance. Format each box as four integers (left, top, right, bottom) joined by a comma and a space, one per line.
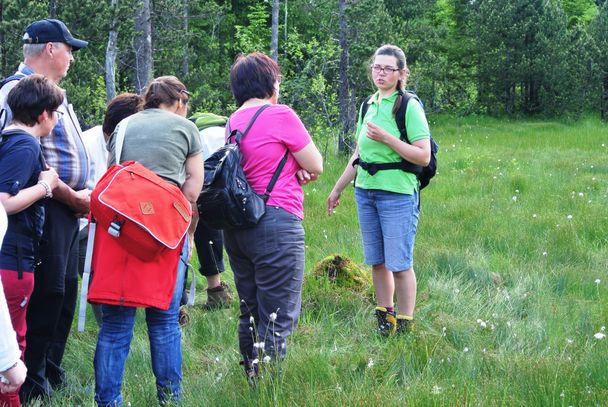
45, 115, 607, 406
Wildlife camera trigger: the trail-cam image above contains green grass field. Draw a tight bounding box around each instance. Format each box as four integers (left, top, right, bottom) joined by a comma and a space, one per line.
43, 115, 607, 406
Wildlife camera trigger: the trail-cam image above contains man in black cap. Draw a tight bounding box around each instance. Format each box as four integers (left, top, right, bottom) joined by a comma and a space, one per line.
0, 18, 91, 402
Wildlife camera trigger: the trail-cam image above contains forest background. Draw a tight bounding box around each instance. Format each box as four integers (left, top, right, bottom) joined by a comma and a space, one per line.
1, 0, 608, 151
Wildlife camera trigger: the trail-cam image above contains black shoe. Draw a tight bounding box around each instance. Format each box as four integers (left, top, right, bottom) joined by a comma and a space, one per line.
240, 359, 258, 386
375, 307, 396, 336
396, 316, 415, 335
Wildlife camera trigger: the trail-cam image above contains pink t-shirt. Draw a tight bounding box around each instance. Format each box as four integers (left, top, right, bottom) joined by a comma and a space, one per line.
227, 104, 312, 219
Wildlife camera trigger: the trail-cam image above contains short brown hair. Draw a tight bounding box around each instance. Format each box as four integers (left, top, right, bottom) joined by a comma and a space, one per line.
7, 74, 63, 126
102, 93, 144, 138
230, 52, 281, 107
143, 76, 189, 109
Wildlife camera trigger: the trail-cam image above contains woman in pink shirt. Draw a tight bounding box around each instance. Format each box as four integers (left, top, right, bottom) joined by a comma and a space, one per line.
225, 52, 322, 381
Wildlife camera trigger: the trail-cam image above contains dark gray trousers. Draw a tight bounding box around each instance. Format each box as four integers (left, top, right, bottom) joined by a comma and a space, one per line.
224, 206, 305, 362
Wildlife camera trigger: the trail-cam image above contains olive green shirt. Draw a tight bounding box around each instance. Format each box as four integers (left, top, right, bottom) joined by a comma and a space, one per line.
355, 91, 430, 195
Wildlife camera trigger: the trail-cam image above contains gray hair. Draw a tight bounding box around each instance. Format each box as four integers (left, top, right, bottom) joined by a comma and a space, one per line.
23, 42, 63, 59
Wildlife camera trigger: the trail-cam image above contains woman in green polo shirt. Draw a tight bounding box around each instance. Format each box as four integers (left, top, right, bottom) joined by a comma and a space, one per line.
327, 44, 431, 336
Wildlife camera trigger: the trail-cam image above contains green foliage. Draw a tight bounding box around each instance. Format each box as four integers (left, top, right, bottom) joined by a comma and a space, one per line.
234, 2, 271, 54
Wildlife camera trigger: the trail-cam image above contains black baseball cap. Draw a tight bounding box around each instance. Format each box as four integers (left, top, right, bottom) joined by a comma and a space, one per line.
22, 19, 88, 51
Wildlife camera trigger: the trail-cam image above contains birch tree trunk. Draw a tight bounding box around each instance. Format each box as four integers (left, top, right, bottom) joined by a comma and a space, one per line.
337, 0, 351, 153
271, 0, 279, 61
105, 0, 119, 102
134, 0, 153, 95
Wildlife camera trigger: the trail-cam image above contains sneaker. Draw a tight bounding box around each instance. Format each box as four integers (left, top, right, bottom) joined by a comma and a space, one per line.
396, 316, 415, 335
375, 306, 396, 336
203, 281, 233, 310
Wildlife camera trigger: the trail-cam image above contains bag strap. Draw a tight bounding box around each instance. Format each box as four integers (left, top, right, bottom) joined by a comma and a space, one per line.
78, 221, 97, 332
114, 115, 132, 164
261, 151, 289, 201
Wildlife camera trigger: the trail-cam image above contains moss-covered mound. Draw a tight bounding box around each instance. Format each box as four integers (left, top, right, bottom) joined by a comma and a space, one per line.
312, 254, 370, 291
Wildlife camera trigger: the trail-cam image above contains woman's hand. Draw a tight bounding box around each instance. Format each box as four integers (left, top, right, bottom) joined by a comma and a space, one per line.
39, 167, 59, 189
0, 360, 27, 394
365, 122, 392, 144
296, 169, 318, 186
326, 190, 341, 216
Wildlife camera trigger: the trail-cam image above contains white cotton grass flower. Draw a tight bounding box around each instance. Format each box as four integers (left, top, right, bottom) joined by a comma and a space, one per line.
595, 279, 601, 285
252, 358, 259, 365
253, 341, 265, 350
593, 327, 605, 340
431, 385, 443, 395
512, 196, 517, 202
542, 251, 548, 256
476, 319, 487, 329
249, 316, 255, 324
269, 312, 277, 322
567, 215, 573, 220
367, 358, 374, 368
263, 355, 271, 364
532, 213, 537, 218
463, 347, 469, 353
566, 338, 573, 344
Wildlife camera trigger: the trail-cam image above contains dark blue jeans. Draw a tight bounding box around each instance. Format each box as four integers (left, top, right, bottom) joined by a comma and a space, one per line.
93, 240, 188, 406
224, 206, 305, 362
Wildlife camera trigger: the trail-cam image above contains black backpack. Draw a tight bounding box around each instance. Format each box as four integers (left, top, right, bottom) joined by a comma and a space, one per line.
355, 90, 438, 190
197, 104, 288, 230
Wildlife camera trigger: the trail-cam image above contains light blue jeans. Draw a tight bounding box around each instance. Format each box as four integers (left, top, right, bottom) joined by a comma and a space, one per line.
355, 188, 419, 272
93, 240, 187, 406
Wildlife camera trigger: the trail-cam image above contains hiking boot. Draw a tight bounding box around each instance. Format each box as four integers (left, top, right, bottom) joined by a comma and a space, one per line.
203, 282, 232, 310
396, 316, 415, 335
375, 306, 396, 336
178, 306, 190, 326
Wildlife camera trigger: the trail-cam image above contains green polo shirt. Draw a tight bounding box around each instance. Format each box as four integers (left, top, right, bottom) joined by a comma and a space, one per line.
355, 91, 430, 195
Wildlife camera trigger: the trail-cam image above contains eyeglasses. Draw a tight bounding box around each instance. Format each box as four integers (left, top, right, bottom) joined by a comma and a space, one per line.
53, 110, 64, 118
371, 65, 400, 74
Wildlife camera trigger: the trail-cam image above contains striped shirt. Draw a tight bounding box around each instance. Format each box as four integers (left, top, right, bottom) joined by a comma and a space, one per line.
0, 64, 89, 190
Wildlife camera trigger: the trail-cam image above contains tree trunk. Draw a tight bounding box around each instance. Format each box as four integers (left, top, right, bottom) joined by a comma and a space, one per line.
105, 0, 119, 102
181, 0, 189, 78
49, 0, 58, 18
134, 0, 153, 95
337, 0, 350, 153
271, 0, 279, 61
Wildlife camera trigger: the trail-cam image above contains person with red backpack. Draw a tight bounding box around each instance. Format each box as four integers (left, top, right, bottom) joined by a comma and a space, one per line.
327, 44, 431, 336
91, 76, 203, 406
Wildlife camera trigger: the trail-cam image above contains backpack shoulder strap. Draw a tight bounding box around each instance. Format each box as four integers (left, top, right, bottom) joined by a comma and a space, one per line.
0, 74, 26, 132
395, 90, 419, 143
360, 96, 372, 123
114, 115, 132, 164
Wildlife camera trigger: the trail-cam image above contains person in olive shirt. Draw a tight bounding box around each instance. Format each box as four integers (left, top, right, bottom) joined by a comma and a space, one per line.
327, 44, 431, 336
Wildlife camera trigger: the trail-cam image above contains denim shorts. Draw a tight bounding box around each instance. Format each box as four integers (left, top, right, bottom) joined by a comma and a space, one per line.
354, 188, 419, 272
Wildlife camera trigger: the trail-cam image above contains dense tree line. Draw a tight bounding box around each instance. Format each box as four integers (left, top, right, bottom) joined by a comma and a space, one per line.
1, 0, 607, 147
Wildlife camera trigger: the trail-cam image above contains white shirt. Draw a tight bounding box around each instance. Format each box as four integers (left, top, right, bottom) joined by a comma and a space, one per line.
79, 125, 109, 230
0, 203, 20, 372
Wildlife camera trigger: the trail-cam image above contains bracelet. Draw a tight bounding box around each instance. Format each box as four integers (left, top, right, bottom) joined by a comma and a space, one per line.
38, 180, 53, 198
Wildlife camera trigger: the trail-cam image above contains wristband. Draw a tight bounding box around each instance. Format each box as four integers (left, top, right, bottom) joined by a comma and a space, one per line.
38, 180, 53, 198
